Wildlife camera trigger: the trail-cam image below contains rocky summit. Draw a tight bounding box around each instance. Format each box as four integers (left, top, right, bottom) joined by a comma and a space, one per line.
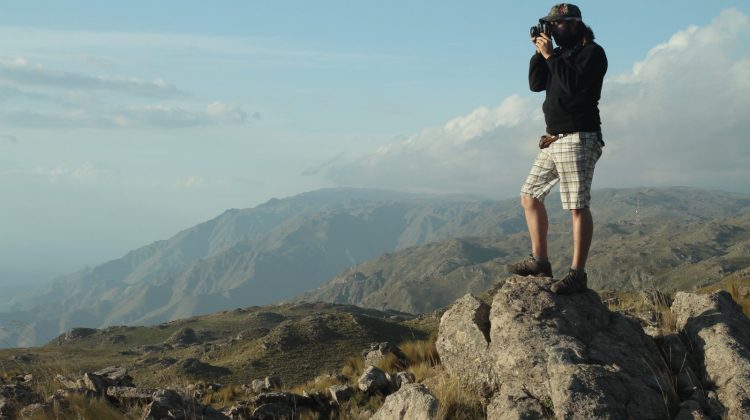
437, 276, 750, 419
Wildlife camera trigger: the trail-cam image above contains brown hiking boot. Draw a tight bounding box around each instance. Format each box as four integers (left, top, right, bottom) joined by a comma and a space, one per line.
505, 255, 553, 277
550, 269, 588, 294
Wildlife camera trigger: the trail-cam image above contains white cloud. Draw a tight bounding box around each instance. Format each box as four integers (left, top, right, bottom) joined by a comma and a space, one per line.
0, 57, 184, 98
176, 176, 204, 189
325, 9, 750, 196
33, 162, 105, 182
2, 102, 251, 128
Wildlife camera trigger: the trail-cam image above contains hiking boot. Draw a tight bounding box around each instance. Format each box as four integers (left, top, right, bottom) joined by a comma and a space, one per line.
550, 270, 588, 294
505, 255, 553, 277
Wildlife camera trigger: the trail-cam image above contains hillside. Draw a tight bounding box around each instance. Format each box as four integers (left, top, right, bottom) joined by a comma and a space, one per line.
299, 205, 750, 314
1, 186, 748, 348
0, 302, 434, 389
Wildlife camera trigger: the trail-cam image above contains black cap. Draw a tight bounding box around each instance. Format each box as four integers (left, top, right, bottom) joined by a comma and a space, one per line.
540, 3, 582, 22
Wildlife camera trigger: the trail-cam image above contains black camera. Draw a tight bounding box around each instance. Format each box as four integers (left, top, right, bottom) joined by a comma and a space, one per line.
530, 21, 552, 38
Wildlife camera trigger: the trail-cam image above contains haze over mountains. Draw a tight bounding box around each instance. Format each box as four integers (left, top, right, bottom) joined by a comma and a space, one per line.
1, 186, 749, 348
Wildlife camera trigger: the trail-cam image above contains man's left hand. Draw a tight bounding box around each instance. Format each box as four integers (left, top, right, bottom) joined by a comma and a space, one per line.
535, 34, 553, 59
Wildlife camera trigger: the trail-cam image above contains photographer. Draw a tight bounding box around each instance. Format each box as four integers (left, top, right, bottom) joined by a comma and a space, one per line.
505, 4, 608, 294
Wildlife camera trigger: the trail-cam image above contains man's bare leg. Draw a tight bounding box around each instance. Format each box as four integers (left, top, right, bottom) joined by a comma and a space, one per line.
571, 208, 593, 269
521, 195, 548, 258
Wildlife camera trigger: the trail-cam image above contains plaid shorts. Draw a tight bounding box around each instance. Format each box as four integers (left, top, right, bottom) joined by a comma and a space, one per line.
520, 131, 603, 210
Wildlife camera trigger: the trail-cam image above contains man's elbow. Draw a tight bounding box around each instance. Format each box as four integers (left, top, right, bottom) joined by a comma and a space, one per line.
529, 84, 545, 92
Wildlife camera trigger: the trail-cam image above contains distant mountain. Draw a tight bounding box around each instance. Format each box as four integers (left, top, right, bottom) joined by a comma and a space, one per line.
1, 186, 748, 348
299, 190, 750, 313
0, 188, 522, 347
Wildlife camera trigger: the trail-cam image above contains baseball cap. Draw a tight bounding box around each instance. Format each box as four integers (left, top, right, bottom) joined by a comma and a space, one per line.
540, 3, 582, 22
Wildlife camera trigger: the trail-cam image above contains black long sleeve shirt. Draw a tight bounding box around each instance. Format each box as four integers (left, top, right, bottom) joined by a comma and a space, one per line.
529, 42, 607, 135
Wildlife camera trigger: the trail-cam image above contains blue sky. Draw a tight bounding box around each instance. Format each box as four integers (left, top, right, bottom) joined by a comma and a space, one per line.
1, 1, 749, 284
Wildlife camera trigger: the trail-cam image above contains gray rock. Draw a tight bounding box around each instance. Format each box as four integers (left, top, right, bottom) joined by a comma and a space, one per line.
18, 403, 51, 418
179, 358, 231, 378
357, 366, 390, 395
672, 291, 750, 419
83, 366, 135, 395
106, 386, 156, 403
167, 327, 202, 346
55, 374, 83, 389
674, 399, 710, 420
252, 392, 310, 408
0, 383, 39, 406
370, 383, 439, 420
264, 375, 283, 390
363, 342, 407, 368
142, 389, 187, 419
0, 398, 12, 419
251, 379, 266, 393
252, 403, 294, 420
56, 327, 98, 345
486, 383, 548, 420
395, 371, 416, 389
434, 294, 496, 397
437, 277, 678, 418
328, 385, 354, 404
223, 403, 252, 420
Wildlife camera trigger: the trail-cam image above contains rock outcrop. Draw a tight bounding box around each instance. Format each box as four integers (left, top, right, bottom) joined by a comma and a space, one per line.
371, 383, 439, 420
437, 276, 679, 418
672, 290, 750, 419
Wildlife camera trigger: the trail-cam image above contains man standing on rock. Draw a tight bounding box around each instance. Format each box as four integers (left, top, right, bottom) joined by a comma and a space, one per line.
505, 4, 607, 294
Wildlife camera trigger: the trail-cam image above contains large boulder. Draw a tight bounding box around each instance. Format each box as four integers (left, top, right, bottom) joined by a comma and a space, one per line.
370, 383, 439, 420
437, 276, 678, 419
357, 366, 390, 395
672, 291, 750, 419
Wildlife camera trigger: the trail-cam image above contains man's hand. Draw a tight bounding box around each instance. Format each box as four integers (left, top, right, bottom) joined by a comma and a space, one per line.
534, 34, 554, 59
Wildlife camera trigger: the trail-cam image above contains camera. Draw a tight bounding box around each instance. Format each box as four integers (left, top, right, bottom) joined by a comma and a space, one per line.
530, 21, 552, 38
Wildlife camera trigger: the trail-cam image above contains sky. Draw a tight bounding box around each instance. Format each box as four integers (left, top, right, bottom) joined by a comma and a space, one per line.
1, 1, 749, 284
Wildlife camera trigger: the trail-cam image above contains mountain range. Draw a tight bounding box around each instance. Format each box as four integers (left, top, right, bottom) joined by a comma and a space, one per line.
1, 186, 749, 348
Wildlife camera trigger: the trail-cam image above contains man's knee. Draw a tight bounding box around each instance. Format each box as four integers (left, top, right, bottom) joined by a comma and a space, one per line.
521, 194, 542, 210
570, 207, 591, 218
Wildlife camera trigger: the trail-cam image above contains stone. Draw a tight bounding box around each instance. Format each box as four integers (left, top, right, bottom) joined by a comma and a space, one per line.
0, 383, 39, 406
674, 399, 710, 420
394, 371, 416, 389
223, 403, 252, 419
357, 366, 390, 395
167, 327, 202, 346
106, 386, 156, 403
252, 403, 294, 420
18, 403, 51, 418
264, 375, 283, 390
328, 385, 354, 404
437, 277, 679, 418
251, 379, 266, 393
363, 342, 407, 368
672, 291, 750, 419
434, 294, 496, 397
252, 392, 310, 408
370, 383, 439, 420
179, 358, 231, 378
56, 327, 98, 345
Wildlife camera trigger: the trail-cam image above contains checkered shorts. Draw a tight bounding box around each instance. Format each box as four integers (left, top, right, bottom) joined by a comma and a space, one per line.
520, 132, 603, 210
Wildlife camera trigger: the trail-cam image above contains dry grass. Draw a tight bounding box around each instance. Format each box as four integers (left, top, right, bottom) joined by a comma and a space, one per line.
201, 384, 243, 407
340, 356, 364, 383
728, 281, 750, 317
428, 369, 485, 420
400, 337, 440, 367
605, 290, 676, 335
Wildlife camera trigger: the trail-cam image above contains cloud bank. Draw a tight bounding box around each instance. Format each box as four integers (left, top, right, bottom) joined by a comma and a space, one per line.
326, 9, 750, 197
0, 57, 252, 129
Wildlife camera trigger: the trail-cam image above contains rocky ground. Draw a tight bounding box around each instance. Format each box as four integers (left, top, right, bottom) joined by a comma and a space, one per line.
1, 276, 749, 419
